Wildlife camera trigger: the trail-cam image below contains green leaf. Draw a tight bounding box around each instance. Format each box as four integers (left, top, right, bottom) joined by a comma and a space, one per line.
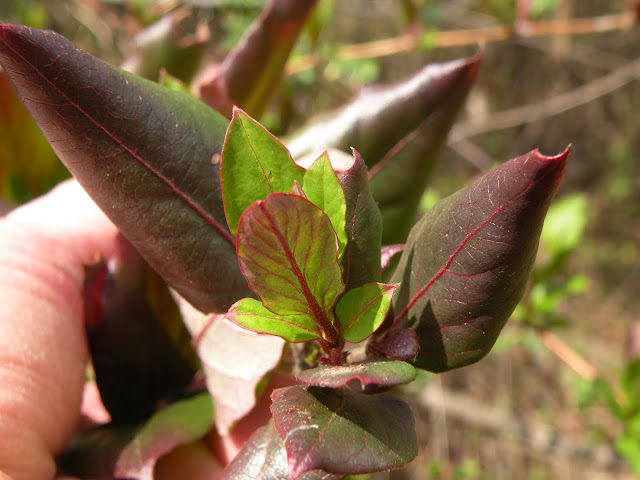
339, 150, 382, 290
296, 359, 416, 389
114, 393, 214, 480
302, 151, 347, 259
236, 193, 344, 344
271, 386, 417, 479
221, 108, 305, 235
227, 298, 320, 342
540, 193, 588, 258
391, 148, 569, 372
337, 283, 396, 343
0, 25, 250, 313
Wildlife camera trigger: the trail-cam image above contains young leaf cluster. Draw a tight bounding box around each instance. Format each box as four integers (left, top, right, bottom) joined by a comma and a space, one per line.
221, 108, 395, 357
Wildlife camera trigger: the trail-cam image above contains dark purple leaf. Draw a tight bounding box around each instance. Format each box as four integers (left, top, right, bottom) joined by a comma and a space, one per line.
369, 329, 419, 361
338, 150, 382, 290
221, 422, 342, 480
114, 393, 214, 480
271, 385, 417, 478
0, 25, 251, 313
295, 359, 416, 389
196, 0, 318, 118
391, 148, 569, 372
84, 237, 196, 424
235, 193, 343, 345
288, 54, 481, 244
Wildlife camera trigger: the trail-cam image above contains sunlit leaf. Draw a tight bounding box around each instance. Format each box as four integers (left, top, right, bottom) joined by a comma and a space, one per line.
0, 25, 250, 313
236, 193, 344, 345
392, 148, 569, 372
337, 283, 396, 343
221, 108, 305, 235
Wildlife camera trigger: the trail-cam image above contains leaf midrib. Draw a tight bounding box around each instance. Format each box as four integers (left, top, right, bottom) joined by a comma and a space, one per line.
1, 27, 235, 247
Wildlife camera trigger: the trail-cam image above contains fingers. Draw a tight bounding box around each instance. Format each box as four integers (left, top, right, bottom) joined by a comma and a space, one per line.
0, 181, 120, 480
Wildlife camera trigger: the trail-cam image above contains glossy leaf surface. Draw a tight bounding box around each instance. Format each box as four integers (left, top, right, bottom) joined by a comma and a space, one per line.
227, 298, 320, 342
391, 149, 569, 372
114, 393, 214, 480
236, 193, 344, 343
197, 0, 318, 118
221, 108, 305, 235
272, 385, 417, 478
287, 55, 481, 243
338, 150, 382, 290
302, 151, 347, 259
220, 421, 341, 480
296, 359, 416, 389
336, 283, 396, 343
0, 25, 250, 313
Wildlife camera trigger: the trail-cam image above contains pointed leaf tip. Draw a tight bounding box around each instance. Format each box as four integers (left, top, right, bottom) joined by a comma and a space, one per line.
0, 25, 251, 313
392, 147, 569, 372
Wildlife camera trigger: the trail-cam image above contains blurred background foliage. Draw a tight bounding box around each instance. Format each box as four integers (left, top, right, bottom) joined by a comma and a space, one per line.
1, 0, 640, 478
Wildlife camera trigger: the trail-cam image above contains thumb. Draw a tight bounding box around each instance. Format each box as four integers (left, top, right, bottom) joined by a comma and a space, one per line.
0, 180, 119, 480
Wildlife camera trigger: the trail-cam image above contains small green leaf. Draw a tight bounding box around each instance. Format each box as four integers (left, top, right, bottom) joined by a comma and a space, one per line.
221, 108, 305, 234
337, 283, 396, 343
114, 393, 214, 479
236, 193, 344, 344
227, 298, 320, 343
302, 151, 347, 259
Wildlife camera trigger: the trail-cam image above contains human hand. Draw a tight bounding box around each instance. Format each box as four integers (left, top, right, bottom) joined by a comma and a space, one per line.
0, 180, 225, 480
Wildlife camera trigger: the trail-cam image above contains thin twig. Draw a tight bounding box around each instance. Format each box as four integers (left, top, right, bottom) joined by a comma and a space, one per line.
538, 329, 598, 381
286, 11, 637, 75
449, 54, 640, 142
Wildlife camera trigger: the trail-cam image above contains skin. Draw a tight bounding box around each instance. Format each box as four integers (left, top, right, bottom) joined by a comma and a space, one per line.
0, 180, 253, 480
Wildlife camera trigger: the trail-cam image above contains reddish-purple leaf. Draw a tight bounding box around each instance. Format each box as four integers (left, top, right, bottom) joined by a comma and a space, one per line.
220, 422, 342, 480
196, 0, 318, 118
236, 193, 344, 345
0, 25, 251, 313
195, 313, 285, 435
295, 359, 416, 389
114, 393, 214, 480
338, 150, 382, 290
176, 299, 286, 436
288, 54, 481, 244
272, 385, 417, 478
391, 148, 569, 372
369, 329, 419, 361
